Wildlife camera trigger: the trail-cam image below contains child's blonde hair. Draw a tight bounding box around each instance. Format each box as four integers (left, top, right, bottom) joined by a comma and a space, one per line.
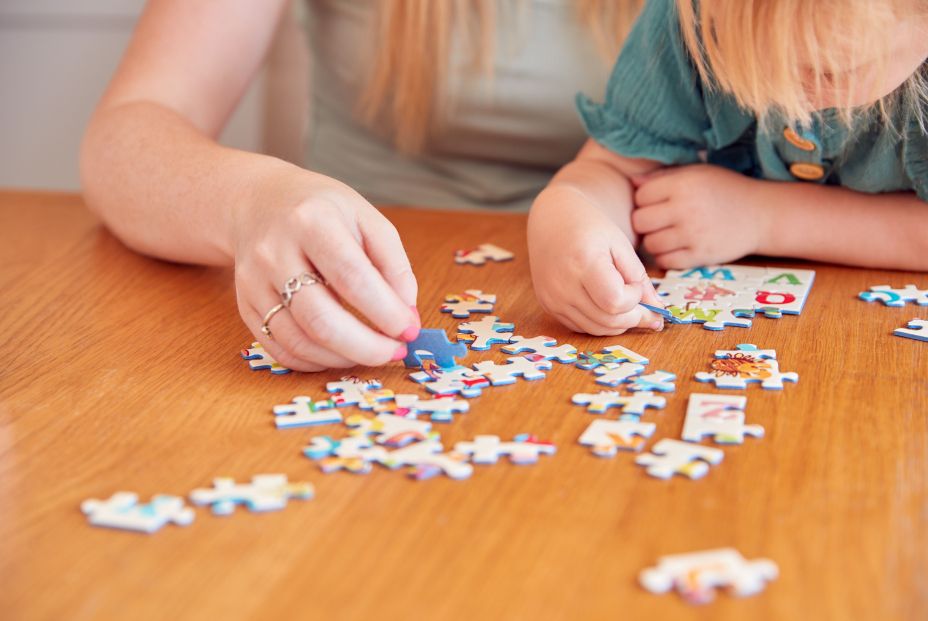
360, 0, 644, 153
675, 0, 928, 131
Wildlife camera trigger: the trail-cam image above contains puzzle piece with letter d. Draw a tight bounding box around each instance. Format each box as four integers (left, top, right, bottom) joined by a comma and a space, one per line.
639, 547, 779, 604
682, 394, 763, 444
82, 492, 194, 534
241, 342, 291, 374
454, 243, 514, 266
189, 474, 314, 516
894, 319, 928, 342
578, 419, 656, 456
635, 439, 724, 480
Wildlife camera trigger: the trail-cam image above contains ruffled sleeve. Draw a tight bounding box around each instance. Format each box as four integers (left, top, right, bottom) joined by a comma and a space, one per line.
576, 0, 709, 165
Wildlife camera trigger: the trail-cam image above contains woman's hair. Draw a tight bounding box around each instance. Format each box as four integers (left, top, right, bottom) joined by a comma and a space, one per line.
675, 0, 928, 132
359, 0, 644, 153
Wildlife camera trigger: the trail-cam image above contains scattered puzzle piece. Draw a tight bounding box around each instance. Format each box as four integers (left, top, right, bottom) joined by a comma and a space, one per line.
682, 394, 763, 444
241, 342, 290, 374
571, 390, 666, 416
454, 243, 514, 266
409, 364, 490, 398
380, 440, 474, 480
345, 413, 435, 447
303, 435, 387, 474
635, 439, 724, 480
272, 396, 342, 429
859, 284, 928, 307
576, 345, 650, 370
456, 315, 515, 350
454, 434, 556, 464
628, 370, 677, 393
189, 474, 314, 515
82, 493, 194, 534
578, 419, 656, 456
502, 335, 577, 363
593, 362, 646, 387
894, 318, 928, 342
440, 289, 497, 319
639, 548, 779, 604
404, 328, 469, 369
471, 356, 554, 385
389, 394, 470, 422
326, 376, 386, 407
695, 344, 798, 390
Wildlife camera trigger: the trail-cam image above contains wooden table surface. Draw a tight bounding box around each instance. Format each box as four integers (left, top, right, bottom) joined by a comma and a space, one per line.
1, 191, 926, 621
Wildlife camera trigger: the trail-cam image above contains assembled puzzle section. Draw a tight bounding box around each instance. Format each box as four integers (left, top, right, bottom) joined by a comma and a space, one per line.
454, 243, 514, 266
694, 344, 798, 390
654, 265, 815, 330
640, 548, 778, 604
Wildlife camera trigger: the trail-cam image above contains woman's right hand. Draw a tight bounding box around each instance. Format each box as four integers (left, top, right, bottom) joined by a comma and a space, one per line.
232, 165, 421, 372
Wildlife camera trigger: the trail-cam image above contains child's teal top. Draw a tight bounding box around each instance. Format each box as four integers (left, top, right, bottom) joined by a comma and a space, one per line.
577, 0, 928, 202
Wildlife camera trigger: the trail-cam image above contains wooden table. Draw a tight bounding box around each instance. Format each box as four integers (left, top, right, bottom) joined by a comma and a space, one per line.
1, 191, 925, 621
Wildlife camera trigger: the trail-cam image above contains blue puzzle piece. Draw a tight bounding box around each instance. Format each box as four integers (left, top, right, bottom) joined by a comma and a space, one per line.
404, 328, 468, 369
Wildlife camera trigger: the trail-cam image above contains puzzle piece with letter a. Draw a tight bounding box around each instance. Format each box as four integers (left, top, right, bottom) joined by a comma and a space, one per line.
241, 342, 291, 374
440, 289, 496, 319
571, 390, 666, 416
894, 319, 928, 342
635, 439, 724, 480
189, 474, 314, 516
471, 356, 553, 385
640, 547, 779, 604
502, 335, 577, 363
454, 243, 514, 266
454, 434, 556, 464
682, 394, 763, 444
81, 492, 194, 534
272, 396, 342, 429
404, 328, 469, 369
456, 315, 515, 350
859, 284, 928, 307
578, 419, 656, 456
695, 344, 798, 390
575, 344, 649, 370
380, 439, 474, 480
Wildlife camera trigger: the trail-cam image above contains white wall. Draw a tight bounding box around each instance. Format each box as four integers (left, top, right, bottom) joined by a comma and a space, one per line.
0, 0, 269, 191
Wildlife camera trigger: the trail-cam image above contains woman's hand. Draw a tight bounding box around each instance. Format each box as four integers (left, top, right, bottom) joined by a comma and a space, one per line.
528, 185, 665, 336
233, 167, 420, 372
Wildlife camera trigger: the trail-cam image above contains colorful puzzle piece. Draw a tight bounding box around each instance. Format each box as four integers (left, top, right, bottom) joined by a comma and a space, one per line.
578, 419, 657, 456
388, 394, 470, 422
325, 376, 385, 407
640, 548, 779, 604
635, 439, 724, 480
894, 318, 928, 342
695, 344, 798, 390
628, 370, 677, 393
272, 396, 342, 429
380, 440, 474, 480
454, 243, 514, 266
241, 342, 291, 374
189, 474, 314, 516
502, 335, 577, 363
575, 344, 650, 370
303, 435, 387, 474
859, 284, 928, 307
592, 362, 646, 387
454, 434, 556, 464
82, 493, 194, 533
409, 364, 490, 398
456, 315, 515, 350
571, 390, 666, 416
471, 356, 554, 385
440, 289, 497, 319
682, 394, 763, 444
404, 328, 469, 369
345, 413, 435, 447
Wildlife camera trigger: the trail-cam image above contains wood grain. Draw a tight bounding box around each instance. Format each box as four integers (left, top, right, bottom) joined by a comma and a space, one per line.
1, 191, 925, 621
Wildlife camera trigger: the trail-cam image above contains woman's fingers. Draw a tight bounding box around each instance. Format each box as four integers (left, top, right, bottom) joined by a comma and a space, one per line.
358, 211, 419, 309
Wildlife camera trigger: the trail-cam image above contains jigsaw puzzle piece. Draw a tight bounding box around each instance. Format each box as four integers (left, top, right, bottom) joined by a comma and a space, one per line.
628, 370, 676, 393
390, 394, 470, 422
501, 335, 577, 363
578, 419, 656, 456
82, 492, 194, 533
571, 390, 666, 415
272, 396, 342, 429
592, 362, 645, 387
380, 440, 474, 480
189, 474, 314, 516
325, 376, 385, 407
575, 344, 649, 370
695, 345, 797, 390
894, 319, 928, 342
682, 394, 763, 444
440, 289, 497, 319
241, 342, 291, 374
640, 548, 779, 604
635, 439, 724, 479
454, 434, 556, 464
404, 328, 469, 369
454, 243, 514, 266
471, 356, 554, 385
303, 435, 387, 474
345, 413, 436, 447
409, 364, 490, 398
859, 284, 928, 307
456, 315, 515, 350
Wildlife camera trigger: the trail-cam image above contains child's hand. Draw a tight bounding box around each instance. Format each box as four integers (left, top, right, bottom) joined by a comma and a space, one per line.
232, 168, 420, 372
631, 164, 773, 269
528, 186, 665, 335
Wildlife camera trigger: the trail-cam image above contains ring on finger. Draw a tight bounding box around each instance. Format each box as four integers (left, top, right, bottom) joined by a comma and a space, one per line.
261, 303, 287, 339
281, 270, 327, 306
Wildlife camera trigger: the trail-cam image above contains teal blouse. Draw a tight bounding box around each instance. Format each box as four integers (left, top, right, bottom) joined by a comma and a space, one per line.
577, 0, 928, 202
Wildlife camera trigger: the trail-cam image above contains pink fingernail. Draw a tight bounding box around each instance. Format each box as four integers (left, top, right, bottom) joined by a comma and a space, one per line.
391, 344, 408, 362
651, 320, 665, 331
401, 325, 420, 342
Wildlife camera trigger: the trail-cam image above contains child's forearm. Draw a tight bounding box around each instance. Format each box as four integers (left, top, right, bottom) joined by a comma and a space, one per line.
756, 182, 928, 271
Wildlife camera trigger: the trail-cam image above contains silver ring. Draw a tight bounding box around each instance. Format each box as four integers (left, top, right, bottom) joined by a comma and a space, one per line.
281, 270, 326, 306
261, 303, 287, 339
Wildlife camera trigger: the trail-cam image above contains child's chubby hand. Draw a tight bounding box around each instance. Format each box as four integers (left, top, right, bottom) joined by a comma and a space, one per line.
528, 185, 666, 336
631, 164, 773, 269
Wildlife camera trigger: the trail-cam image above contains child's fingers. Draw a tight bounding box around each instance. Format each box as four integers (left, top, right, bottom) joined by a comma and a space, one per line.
581, 257, 641, 315
642, 228, 687, 255
631, 203, 675, 234
633, 174, 675, 206
655, 249, 696, 270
